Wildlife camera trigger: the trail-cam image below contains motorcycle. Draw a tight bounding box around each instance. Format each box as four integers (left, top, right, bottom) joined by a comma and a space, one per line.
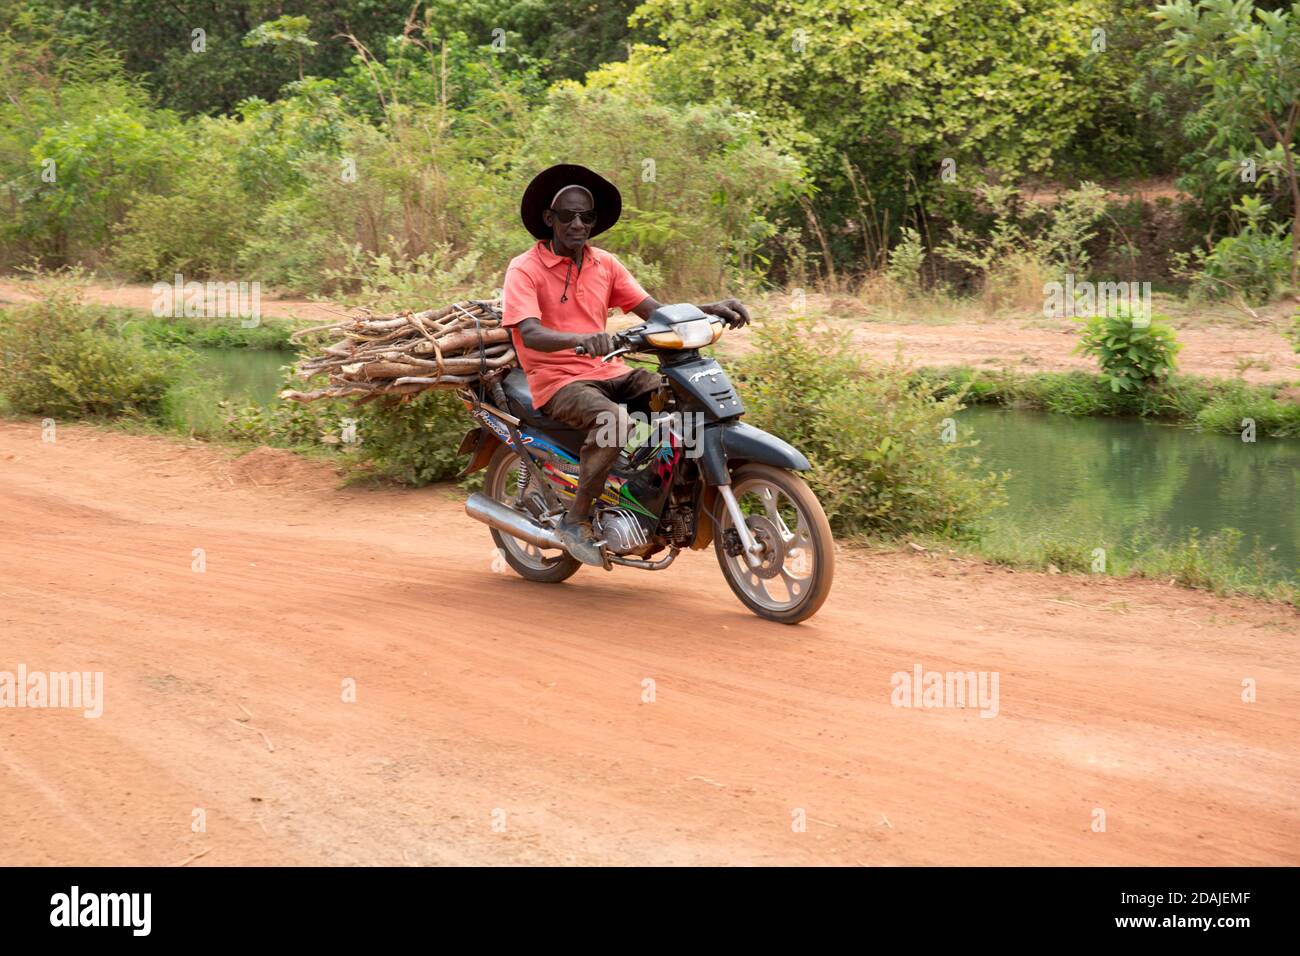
456, 303, 834, 624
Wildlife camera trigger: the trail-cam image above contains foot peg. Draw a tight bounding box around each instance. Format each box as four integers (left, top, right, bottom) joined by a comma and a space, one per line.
556, 518, 606, 567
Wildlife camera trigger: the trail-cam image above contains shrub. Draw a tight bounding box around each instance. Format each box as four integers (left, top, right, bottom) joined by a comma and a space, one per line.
885, 227, 926, 293
345, 389, 475, 484
936, 181, 1109, 310
125, 314, 295, 351
1179, 196, 1292, 305
1075, 307, 1180, 397
732, 314, 1005, 537
111, 131, 252, 279
1036, 371, 1113, 416
217, 367, 474, 485
323, 242, 485, 313
219, 394, 338, 446
0, 280, 181, 418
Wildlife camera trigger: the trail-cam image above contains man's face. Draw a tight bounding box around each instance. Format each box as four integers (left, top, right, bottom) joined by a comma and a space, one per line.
544, 187, 594, 251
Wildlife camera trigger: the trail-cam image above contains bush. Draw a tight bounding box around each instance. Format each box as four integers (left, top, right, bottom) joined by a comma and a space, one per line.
1180, 196, 1292, 305
0, 281, 181, 418
1036, 372, 1113, 416
111, 126, 252, 279
885, 227, 926, 293
1076, 307, 1180, 398
125, 314, 295, 351
345, 390, 475, 484
936, 181, 1109, 309
323, 242, 485, 314
732, 314, 1005, 537
219, 394, 338, 446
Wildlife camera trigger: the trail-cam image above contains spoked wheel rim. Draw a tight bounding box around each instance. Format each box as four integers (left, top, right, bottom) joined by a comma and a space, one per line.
485, 452, 571, 571
719, 476, 821, 614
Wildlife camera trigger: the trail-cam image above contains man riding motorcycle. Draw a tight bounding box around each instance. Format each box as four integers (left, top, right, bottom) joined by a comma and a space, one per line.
501, 163, 751, 566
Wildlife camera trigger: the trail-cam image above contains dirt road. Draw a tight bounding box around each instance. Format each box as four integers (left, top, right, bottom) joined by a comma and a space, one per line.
1, 421, 1297, 865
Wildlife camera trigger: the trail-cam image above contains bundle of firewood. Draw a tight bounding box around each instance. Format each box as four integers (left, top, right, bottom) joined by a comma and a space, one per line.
280, 299, 514, 404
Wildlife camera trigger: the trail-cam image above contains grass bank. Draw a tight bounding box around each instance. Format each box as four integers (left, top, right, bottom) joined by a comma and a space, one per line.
915, 365, 1300, 438
893, 527, 1299, 608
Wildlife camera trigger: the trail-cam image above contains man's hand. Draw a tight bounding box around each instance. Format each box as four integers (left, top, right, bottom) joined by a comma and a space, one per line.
577, 331, 617, 356
699, 298, 751, 328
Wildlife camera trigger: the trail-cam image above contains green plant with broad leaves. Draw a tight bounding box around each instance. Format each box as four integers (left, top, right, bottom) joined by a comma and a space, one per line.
1076, 308, 1182, 395
0, 273, 181, 418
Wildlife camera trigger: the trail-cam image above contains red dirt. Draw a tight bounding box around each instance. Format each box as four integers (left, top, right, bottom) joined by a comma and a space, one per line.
1, 420, 1296, 865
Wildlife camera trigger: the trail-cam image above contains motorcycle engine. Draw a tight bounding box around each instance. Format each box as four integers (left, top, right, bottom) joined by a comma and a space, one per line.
593, 508, 652, 556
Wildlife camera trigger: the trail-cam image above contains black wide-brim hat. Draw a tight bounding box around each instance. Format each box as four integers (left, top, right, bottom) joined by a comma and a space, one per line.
520, 163, 622, 241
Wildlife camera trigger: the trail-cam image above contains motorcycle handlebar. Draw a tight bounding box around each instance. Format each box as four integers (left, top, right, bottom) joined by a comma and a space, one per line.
574, 328, 640, 358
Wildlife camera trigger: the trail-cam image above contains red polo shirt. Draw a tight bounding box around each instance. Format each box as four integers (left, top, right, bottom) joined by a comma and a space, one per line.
501, 240, 649, 410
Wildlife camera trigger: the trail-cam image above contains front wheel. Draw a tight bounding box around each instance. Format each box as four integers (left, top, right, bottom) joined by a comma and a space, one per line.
713, 464, 834, 624
482, 443, 581, 583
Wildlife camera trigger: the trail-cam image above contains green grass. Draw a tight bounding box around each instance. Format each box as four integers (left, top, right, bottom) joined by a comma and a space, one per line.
894, 526, 1299, 608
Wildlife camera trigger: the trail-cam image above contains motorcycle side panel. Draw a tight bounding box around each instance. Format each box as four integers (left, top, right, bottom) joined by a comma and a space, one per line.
469, 403, 680, 531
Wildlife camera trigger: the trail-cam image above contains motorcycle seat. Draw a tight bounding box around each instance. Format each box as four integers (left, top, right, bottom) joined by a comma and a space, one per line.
501, 369, 586, 455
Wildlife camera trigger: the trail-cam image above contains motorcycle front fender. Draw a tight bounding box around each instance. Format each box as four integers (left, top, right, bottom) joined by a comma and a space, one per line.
697, 420, 811, 486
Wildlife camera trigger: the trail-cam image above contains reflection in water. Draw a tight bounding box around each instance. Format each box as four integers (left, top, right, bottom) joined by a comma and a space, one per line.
957, 407, 1299, 583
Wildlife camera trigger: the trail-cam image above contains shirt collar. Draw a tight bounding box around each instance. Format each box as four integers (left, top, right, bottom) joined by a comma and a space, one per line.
534, 239, 591, 271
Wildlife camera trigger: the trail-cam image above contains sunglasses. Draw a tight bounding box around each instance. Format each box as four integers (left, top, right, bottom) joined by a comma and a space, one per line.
549, 207, 598, 225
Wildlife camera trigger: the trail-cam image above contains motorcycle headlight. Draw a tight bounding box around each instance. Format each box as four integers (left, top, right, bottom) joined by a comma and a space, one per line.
643, 318, 723, 349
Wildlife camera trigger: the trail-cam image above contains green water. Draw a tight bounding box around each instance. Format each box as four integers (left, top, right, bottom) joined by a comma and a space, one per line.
190, 347, 289, 406
958, 406, 1300, 583
173, 347, 290, 433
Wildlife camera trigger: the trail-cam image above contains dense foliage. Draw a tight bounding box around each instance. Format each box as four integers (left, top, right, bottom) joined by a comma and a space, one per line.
1, 0, 1296, 303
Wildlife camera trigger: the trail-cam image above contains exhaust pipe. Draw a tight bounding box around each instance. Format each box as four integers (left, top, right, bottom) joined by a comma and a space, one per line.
465, 493, 564, 550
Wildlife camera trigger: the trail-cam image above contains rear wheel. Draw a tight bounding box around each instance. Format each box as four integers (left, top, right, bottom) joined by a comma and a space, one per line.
713, 464, 834, 624
482, 443, 581, 583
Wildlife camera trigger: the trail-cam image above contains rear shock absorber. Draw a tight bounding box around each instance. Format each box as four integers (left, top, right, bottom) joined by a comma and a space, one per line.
514, 460, 530, 502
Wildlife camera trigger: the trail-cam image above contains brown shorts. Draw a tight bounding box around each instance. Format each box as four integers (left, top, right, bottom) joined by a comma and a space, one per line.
539, 368, 665, 436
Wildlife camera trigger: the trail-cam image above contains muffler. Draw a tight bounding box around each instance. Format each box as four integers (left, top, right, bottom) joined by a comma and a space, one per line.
465, 493, 564, 550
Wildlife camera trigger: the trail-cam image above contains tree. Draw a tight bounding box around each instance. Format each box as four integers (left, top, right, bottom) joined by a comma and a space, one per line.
244, 15, 318, 82
593, 0, 1113, 272
1156, 0, 1300, 292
